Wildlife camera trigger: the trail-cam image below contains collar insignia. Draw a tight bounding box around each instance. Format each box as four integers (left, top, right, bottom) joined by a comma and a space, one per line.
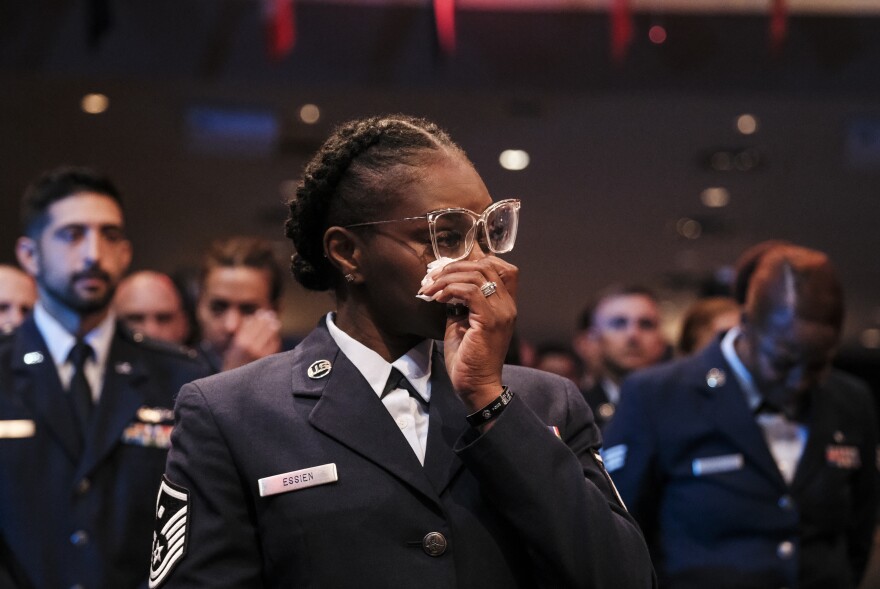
706, 368, 726, 388
307, 360, 332, 379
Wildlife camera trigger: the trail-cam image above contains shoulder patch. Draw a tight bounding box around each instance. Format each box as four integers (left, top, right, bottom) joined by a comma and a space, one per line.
149, 476, 190, 588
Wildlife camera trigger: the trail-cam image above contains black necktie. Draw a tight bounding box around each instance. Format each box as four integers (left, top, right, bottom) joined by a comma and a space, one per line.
68, 340, 94, 432
754, 398, 781, 416
381, 367, 428, 406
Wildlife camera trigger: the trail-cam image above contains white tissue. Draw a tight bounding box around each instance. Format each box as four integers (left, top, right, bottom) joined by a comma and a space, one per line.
416, 257, 464, 303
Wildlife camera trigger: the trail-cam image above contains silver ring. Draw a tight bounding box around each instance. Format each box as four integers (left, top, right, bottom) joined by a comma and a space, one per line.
480, 281, 497, 298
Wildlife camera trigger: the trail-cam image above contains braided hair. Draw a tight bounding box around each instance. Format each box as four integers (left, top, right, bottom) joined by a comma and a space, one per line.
285, 114, 467, 291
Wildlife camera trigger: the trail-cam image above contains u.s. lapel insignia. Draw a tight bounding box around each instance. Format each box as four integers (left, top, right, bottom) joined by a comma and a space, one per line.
23, 351, 44, 365
115, 361, 133, 375
307, 360, 332, 379
706, 368, 726, 388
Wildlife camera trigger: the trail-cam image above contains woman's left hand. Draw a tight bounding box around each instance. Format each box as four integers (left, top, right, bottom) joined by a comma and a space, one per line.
418, 256, 518, 412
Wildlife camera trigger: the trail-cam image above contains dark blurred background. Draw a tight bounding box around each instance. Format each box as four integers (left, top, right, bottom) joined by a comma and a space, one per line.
1, 0, 878, 386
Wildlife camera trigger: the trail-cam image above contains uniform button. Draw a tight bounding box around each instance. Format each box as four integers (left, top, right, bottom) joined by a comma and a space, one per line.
777, 540, 794, 559
422, 532, 447, 557
778, 495, 793, 510
76, 478, 91, 494
397, 416, 410, 430
70, 530, 89, 547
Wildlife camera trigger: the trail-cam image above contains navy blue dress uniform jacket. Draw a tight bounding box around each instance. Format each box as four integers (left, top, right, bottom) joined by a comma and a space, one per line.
582, 382, 615, 431
602, 339, 879, 589
155, 322, 656, 588
0, 316, 210, 589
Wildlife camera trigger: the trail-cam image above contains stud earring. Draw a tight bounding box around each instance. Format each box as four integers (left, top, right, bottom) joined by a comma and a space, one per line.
344, 273, 355, 283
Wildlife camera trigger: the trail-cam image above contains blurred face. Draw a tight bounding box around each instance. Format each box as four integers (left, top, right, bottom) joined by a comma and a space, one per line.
0, 267, 37, 330
535, 352, 581, 385
354, 154, 493, 343
592, 294, 666, 379
197, 266, 274, 354
114, 273, 189, 344
739, 305, 839, 403
694, 310, 740, 352
17, 192, 132, 317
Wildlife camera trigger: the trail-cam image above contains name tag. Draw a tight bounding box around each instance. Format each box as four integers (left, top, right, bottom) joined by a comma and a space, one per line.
259, 463, 338, 497
0, 420, 36, 439
693, 453, 744, 476
826, 445, 861, 469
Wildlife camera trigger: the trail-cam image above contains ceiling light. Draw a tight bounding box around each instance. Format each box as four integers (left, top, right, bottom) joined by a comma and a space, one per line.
648, 25, 667, 45
499, 150, 530, 171
736, 114, 758, 135
700, 187, 730, 208
81, 93, 109, 115
676, 218, 702, 240
299, 104, 320, 124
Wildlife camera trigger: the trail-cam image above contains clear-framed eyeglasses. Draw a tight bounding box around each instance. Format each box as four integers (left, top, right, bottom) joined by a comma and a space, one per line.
345, 198, 520, 262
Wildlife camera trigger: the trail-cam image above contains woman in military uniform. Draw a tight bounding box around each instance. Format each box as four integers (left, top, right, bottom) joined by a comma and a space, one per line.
152, 114, 655, 588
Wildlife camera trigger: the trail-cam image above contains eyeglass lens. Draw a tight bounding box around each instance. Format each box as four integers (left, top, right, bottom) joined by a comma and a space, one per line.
432, 200, 519, 260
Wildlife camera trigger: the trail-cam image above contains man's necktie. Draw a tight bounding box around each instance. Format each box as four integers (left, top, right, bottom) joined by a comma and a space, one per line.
754, 398, 781, 416
68, 340, 94, 433
382, 367, 428, 406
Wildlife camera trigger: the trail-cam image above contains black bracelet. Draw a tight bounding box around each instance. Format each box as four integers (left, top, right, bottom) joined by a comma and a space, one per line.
466, 387, 514, 427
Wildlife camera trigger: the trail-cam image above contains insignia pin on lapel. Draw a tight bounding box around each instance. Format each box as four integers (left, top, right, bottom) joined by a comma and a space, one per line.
307, 360, 332, 379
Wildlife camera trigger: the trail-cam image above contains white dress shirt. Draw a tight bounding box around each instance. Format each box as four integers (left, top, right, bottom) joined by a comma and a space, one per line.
721, 327, 807, 484
33, 303, 116, 403
326, 313, 433, 465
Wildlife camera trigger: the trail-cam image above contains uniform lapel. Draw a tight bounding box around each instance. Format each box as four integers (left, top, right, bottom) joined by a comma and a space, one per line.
302, 327, 441, 505
76, 327, 148, 480
11, 317, 83, 462
698, 342, 787, 488
790, 387, 832, 492
422, 348, 466, 495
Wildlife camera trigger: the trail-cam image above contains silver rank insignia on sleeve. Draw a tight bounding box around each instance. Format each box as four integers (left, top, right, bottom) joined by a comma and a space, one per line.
149, 476, 190, 588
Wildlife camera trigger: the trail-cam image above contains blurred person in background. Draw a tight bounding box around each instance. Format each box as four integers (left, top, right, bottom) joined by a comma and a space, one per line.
534, 341, 584, 386
604, 243, 878, 589
0, 166, 208, 588
572, 303, 602, 391
581, 285, 668, 430
677, 296, 740, 356
0, 264, 37, 333
114, 270, 191, 345
195, 235, 284, 372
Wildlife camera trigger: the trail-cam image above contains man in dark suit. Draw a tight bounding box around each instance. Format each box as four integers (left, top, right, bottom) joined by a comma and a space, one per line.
603, 244, 879, 589
0, 167, 209, 588
576, 285, 667, 430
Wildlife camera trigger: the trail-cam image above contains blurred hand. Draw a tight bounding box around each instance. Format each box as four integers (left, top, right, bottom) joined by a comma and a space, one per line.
222, 309, 283, 371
